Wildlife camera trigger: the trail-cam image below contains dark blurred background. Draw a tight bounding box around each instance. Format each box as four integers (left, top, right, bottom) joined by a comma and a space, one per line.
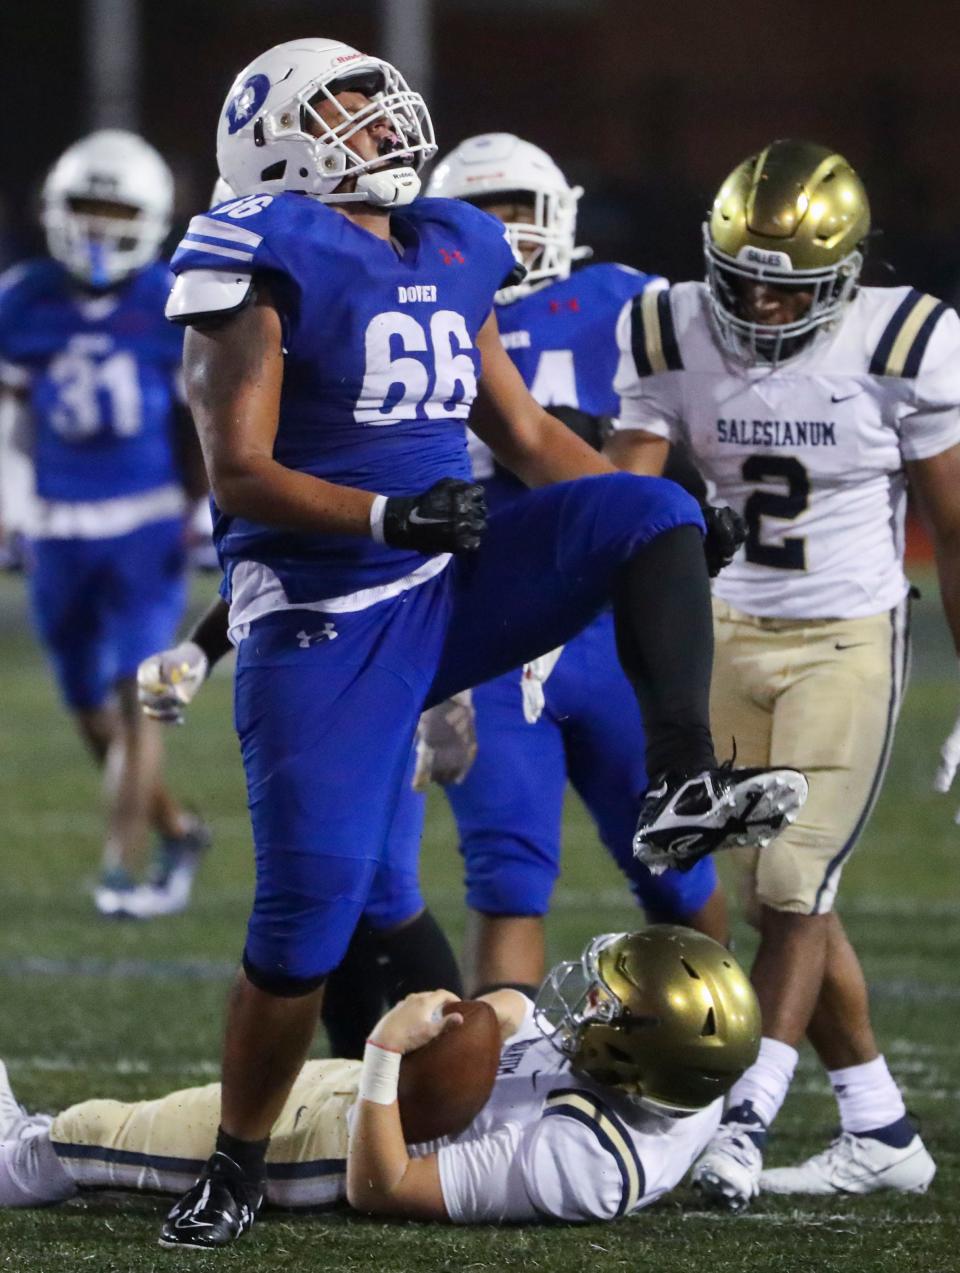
1, 0, 959, 296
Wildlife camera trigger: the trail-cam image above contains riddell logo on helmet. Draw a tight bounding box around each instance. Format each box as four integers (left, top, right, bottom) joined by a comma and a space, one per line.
335, 53, 364, 64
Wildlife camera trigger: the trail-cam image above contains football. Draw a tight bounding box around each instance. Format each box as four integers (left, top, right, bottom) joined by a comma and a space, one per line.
397, 999, 501, 1144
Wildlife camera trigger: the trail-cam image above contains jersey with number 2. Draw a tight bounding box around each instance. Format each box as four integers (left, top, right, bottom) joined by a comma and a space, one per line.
614, 280, 960, 619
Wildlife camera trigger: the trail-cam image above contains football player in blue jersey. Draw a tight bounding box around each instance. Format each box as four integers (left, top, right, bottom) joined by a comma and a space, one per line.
421, 134, 730, 998
153, 38, 806, 1248
0, 131, 210, 920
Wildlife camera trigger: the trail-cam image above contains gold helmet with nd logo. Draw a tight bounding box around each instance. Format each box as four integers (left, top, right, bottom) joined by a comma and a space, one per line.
535, 926, 761, 1115
704, 139, 870, 364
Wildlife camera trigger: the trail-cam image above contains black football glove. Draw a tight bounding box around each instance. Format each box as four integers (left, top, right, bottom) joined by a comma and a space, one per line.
383, 478, 487, 555
701, 503, 746, 577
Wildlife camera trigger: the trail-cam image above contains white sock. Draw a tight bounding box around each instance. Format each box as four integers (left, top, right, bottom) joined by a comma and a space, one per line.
829, 1055, 907, 1134
0, 1131, 76, 1207
725, 1037, 799, 1128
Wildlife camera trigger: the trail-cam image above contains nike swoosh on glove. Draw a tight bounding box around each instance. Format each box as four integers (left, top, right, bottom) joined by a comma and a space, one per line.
384, 478, 487, 554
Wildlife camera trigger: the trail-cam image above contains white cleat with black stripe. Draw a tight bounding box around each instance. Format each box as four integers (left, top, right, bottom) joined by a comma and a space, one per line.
633, 764, 808, 875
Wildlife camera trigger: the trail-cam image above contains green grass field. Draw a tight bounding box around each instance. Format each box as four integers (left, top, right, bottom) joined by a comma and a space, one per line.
0, 570, 958, 1272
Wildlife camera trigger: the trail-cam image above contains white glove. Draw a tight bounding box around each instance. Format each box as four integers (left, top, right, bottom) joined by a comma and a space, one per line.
520, 647, 564, 724
933, 702, 960, 823
137, 641, 209, 724
412, 690, 477, 791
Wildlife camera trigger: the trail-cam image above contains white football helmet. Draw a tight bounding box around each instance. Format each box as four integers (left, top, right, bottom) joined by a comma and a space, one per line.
41, 130, 173, 289
426, 133, 590, 301
216, 38, 436, 207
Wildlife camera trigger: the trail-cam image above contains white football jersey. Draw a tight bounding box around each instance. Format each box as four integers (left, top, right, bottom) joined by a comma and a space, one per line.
613, 282, 960, 619
412, 999, 721, 1224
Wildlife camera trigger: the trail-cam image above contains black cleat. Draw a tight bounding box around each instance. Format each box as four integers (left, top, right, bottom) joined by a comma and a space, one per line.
158, 1152, 263, 1250
633, 764, 808, 874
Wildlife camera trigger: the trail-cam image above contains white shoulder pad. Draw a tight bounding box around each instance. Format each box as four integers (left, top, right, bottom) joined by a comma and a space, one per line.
165, 269, 254, 325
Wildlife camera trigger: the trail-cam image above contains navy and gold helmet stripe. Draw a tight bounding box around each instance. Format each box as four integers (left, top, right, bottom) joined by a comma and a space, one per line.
630, 286, 684, 377
543, 1088, 645, 1216
869, 288, 949, 378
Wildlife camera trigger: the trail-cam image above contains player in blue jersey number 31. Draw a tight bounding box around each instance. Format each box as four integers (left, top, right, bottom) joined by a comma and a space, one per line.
158, 37, 808, 1248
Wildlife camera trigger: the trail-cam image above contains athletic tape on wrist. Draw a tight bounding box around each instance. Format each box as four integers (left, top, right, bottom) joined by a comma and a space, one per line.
369, 495, 388, 545
359, 1039, 402, 1105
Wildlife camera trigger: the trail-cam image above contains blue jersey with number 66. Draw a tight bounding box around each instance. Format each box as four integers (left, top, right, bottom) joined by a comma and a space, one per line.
0, 258, 184, 503
169, 192, 517, 602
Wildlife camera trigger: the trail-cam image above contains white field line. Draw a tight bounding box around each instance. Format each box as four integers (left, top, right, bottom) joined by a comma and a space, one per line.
4, 1057, 957, 1104
2, 807, 959, 917
3, 954, 958, 1011
3, 811, 252, 835
3, 1055, 220, 1077
678, 1211, 945, 1227
2, 851, 959, 923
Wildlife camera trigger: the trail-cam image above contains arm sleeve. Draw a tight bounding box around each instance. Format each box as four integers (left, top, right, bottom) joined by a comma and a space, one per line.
612, 293, 683, 441
899, 304, 960, 461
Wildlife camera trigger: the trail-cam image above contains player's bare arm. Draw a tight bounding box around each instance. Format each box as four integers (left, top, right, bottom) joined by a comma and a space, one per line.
472, 312, 614, 487
907, 442, 960, 655
477, 988, 529, 1042
173, 403, 209, 502
346, 990, 462, 1219
185, 296, 377, 536
604, 427, 669, 476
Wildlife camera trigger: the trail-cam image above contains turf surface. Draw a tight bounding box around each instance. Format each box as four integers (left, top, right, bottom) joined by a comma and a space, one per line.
0, 570, 957, 1271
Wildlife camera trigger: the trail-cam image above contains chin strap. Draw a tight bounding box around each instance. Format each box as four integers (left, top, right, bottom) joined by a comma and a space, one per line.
355, 167, 421, 207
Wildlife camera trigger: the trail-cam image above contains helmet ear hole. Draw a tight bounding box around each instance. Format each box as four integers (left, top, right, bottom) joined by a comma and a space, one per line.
700, 1007, 717, 1037
260, 161, 286, 182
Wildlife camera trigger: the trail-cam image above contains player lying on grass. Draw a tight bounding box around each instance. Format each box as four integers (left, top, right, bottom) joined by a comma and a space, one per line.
0, 927, 760, 1234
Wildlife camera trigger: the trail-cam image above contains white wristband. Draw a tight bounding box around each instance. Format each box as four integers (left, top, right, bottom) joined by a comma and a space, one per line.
369, 495, 389, 545
359, 1040, 401, 1105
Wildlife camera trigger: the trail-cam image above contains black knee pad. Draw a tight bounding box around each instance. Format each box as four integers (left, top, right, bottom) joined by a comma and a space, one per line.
242, 951, 327, 998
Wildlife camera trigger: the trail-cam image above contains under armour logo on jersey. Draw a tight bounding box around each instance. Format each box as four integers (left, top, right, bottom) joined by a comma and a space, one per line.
439, 248, 465, 266
226, 73, 271, 134
296, 623, 338, 648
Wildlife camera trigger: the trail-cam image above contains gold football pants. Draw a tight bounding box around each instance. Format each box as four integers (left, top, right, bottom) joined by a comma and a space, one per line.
51, 1058, 360, 1207
711, 596, 910, 916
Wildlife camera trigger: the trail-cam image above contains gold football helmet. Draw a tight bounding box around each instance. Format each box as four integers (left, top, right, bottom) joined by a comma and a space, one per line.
535, 926, 760, 1115
704, 139, 870, 363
